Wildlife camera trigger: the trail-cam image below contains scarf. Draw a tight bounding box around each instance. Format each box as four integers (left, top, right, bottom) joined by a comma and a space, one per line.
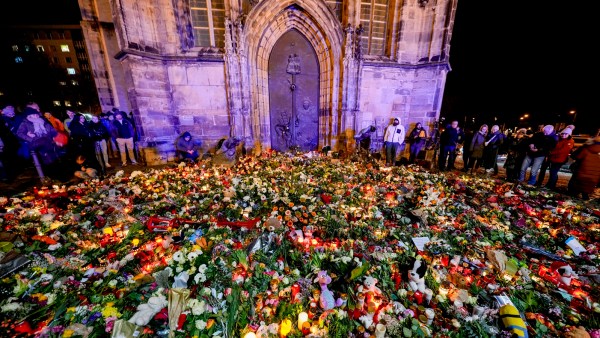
28, 115, 48, 137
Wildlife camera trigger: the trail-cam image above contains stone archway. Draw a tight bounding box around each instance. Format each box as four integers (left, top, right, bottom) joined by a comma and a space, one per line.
243, 0, 344, 151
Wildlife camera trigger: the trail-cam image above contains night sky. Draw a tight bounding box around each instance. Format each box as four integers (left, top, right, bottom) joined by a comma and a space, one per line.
2, 1, 596, 134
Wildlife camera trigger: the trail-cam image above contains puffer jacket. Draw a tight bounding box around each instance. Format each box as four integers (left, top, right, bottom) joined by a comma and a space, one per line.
548, 137, 574, 164
570, 137, 600, 194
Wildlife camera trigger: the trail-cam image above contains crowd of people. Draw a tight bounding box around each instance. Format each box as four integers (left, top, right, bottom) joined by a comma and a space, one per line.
0, 103, 140, 183
381, 117, 600, 201
2, 105, 599, 201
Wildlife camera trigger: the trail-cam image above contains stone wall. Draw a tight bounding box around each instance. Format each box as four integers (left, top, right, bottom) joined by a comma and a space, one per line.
358, 63, 447, 136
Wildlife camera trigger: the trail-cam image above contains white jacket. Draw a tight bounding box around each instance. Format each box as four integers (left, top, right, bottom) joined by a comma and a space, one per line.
384, 121, 405, 144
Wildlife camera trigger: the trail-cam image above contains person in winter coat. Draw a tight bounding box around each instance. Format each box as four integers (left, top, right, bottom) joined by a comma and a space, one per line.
438, 120, 464, 171
544, 127, 574, 190
383, 117, 405, 166
113, 111, 137, 166
175, 131, 200, 162
567, 135, 600, 200
16, 108, 58, 165
408, 122, 427, 164
482, 125, 504, 174
519, 125, 557, 185
68, 114, 101, 174
503, 128, 528, 182
90, 115, 111, 168
464, 124, 487, 173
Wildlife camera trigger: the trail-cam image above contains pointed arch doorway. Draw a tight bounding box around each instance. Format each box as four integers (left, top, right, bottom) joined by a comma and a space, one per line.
268, 29, 320, 152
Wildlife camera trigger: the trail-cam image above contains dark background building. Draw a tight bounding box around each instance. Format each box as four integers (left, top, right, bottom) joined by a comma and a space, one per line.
0, 24, 100, 114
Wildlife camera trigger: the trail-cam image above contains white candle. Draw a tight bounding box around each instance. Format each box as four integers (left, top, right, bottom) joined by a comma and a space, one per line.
375, 323, 386, 338
298, 312, 308, 330
425, 308, 435, 325
243, 333, 256, 338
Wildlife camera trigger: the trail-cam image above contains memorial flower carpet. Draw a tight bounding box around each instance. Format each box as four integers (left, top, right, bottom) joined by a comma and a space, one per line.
0, 152, 599, 338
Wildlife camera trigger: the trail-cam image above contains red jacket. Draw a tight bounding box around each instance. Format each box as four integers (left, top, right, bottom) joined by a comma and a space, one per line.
548, 138, 574, 164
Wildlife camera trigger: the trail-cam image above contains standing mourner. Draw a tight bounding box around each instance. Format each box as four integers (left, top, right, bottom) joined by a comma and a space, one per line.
482, 125, 504, 175
461, 127, 474, 171
407, 122, 427, 164
545, 127, 574, 190
69, 114, 102, 175
16, 108, 58, 166
503, 128, 528, 182
438, 120, 464, 171
535, 125, 563, 187
90, 115, 112, 169
518, 125, 557, 186
63, 109, 76, 135
464, 124, 487, 173
568, 134, 600, 200
113, 111, 138, 166
383, 117, 405, 166
44, 112, 68, 148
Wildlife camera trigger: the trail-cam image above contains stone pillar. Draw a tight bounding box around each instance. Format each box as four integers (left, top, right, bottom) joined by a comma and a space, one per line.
340, 24, 362, 153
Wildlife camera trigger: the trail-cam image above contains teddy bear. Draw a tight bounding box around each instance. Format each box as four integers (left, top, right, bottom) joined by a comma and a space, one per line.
128, 294, 168, 326
405, 256, 428, 293
358, 276, 382, 302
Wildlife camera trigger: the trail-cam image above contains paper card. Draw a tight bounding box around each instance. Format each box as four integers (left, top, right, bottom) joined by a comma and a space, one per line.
565, 236, 586, 256
412, 237, 430, 251
494, 294, 514, 307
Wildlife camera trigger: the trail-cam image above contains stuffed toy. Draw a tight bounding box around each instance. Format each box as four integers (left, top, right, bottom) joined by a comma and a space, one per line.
405, 257, 428, 293
358, 276, 383, 306
128, 294, 168, 326
551, 262, 577, 287
498, 304, 528, 338
314, 270, 343, 310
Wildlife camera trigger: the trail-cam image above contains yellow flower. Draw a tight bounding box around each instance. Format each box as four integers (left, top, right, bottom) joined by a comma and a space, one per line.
102, 305, 121, 318
62, 329, 74, 337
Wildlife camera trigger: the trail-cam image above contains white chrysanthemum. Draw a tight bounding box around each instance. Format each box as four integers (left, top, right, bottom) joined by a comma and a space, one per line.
45, 293, 56, 305
172, 251, 185, 263
198, 264, 208, 273
194, 272, 207, 284
187, 251, 199, 261
195, 319, 207, 330
1, 302, 22, 312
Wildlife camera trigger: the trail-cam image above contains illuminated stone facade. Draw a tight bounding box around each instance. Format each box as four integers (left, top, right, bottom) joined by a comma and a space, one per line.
78, 0, 457, 164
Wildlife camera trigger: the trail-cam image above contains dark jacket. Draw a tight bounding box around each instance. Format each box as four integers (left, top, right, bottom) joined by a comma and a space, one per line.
525, 131, 557, 158
113, 118, 134, 139
90, 121, 110, 141
440, 125, 464, 147
469, 131, 487, 158
408, 126, 427, 145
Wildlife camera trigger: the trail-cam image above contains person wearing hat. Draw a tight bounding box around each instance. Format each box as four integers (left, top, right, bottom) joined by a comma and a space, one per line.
545, 127, 574, 190
383, 117, 405, 166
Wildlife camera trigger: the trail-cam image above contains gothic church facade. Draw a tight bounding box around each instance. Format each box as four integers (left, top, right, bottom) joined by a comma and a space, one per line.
78, 0, 457, 163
